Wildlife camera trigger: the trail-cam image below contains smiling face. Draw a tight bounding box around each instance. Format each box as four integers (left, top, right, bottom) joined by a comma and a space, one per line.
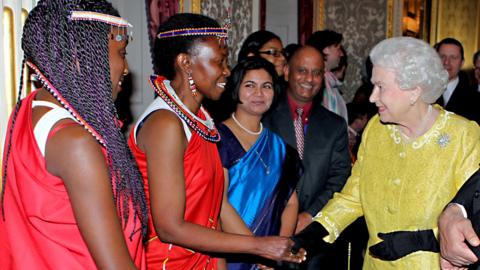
236, 69, 274, 117
369, 66, 416, 124
285, 46, 325, 106
108, 28, 129, 101
258, 38, 286, 76
189, 37, 230, 100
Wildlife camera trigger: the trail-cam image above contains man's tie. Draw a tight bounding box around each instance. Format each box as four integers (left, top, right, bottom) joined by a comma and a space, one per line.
294, 107, 304, 159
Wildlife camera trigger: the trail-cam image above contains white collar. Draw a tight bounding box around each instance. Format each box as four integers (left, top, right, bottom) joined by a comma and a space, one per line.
443, 77, 459, 105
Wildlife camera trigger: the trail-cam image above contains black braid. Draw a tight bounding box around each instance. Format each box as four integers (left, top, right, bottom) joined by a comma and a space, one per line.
2, 0, 148, 238
1, 57, 26, 220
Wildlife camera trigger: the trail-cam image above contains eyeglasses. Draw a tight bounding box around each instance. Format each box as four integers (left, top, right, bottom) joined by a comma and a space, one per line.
258, 49, 285, 58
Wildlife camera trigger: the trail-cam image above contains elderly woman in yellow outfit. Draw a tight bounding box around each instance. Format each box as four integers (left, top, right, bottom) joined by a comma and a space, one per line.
291, 37, 480, 269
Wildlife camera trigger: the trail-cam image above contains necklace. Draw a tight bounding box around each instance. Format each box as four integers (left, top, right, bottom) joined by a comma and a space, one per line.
254, 149, 270, 175
231, 113, 263, 135
149, 75, 220, 142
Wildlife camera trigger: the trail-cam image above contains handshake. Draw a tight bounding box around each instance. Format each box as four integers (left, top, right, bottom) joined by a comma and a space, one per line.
290, 221, 440, 261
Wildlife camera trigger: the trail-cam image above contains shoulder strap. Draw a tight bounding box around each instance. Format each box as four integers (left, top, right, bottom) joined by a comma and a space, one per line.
133, 97, 192, 144
33, 107, 78, 156
32, 100, 61, 109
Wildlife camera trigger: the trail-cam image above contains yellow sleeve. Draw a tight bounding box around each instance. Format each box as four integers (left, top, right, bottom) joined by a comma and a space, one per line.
454, 120, 480, 190
312, 116, 378, 243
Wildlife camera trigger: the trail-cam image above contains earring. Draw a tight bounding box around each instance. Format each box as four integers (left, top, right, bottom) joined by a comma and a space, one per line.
188, 72, 198, 97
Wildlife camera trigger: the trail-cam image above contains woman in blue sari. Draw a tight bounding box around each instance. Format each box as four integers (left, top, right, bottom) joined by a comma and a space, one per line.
217, 57, 301, 270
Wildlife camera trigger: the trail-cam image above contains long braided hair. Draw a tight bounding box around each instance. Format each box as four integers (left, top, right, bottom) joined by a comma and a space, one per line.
1, 0, 148, 238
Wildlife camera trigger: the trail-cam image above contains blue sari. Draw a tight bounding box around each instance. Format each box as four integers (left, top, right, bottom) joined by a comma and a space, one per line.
217, 124, 300, 270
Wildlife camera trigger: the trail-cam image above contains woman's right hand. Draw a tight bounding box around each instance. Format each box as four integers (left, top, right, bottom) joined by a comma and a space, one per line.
254, 236, 306, 263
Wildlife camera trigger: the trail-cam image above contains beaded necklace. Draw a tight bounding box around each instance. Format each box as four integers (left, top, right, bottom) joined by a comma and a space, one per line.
149, 75, 220, 142
27, 61, 106, 147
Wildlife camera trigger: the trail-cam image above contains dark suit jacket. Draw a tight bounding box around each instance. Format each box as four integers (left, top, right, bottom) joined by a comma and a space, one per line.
263, 94, 351, 216
451, 169, 480, 270
452, 169, 480, 220
437, 73, 480, 124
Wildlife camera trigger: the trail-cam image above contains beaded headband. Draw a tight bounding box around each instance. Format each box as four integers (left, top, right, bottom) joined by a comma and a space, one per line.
157, 27, 228, 39
70, 11, 132, 41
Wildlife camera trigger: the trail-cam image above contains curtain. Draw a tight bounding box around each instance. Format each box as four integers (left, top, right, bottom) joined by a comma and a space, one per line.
145, 0, 179, 56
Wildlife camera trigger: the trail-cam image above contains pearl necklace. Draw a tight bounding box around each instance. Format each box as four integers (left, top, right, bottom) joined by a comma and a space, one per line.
231, 113, 263, 135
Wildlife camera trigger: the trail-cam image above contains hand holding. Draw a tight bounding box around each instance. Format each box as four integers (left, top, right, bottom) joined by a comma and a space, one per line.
369, 229, 439, 260
439, 204, 479, 266
255, 236, 306, 263
440, 256, 469, 270
295, 212, 313, 234
291, 221, 331, 255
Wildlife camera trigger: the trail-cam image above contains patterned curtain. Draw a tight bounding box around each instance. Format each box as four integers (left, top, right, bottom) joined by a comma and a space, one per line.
145, 0, 179, 57
298, 0, 313, 44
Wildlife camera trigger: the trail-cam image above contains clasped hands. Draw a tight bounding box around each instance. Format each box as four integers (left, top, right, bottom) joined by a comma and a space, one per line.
438, 204, 480, 269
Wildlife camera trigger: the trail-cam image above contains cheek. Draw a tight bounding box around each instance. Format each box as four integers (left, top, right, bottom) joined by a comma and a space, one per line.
265, 90, 274, 104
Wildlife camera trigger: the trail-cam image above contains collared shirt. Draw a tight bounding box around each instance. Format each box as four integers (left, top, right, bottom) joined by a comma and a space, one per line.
443, 76, 459, 106
287, 94, 313, 127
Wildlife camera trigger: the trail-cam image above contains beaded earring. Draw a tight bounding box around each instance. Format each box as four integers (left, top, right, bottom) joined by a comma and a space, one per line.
188, 72, 198, 97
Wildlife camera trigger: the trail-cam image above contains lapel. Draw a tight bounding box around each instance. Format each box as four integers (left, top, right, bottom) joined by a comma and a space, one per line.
273, 97, 297, 147
445, 74, 470, 109
304, 101, 325, 148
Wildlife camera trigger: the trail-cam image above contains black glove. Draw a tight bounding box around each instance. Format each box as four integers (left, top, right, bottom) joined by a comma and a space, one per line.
290, 221, 331, 255
369, 229, 439, 260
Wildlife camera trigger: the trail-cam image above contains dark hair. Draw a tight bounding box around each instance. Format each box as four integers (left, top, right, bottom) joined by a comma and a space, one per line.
226, 56, 281, 109
434, 37, 465, 60
284, 43, 301, 62
306, 29, 343, 54
331, 46, 348, 73
347, 103, 369, 125
153, 13, 221, 79
473, 50, 480, 64
237, 30, 282, 63
3, 0, 148, 237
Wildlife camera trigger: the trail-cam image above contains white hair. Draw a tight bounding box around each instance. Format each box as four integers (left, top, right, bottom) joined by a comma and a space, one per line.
369, 37, 448, 103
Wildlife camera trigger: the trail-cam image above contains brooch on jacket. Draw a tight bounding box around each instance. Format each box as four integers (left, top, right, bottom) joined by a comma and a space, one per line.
437, 133, 450, 148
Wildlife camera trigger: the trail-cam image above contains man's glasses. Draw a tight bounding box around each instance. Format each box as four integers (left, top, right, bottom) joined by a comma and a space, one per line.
258, 49, 285, 58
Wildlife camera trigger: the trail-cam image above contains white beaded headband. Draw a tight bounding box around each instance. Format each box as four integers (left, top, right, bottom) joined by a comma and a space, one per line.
70, 11, 132, 41
70, 11, 132, 27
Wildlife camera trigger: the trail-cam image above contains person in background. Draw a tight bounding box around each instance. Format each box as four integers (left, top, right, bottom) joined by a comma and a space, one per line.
217, 57, 302, 269
263, 45, 351, 269
473, 50, 480, 93
346, 102, 369, 162
127, 13, 305, 270
208, 30, 288, 124
0, 0, 148, 269
434, 38, 480, 124
307, 30, 348, 123
331, 46, 348, 82
292, 36, 480, 269
238, 30, 287, 77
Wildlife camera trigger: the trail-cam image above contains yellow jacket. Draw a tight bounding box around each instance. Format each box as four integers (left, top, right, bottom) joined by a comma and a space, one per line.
314, 108, 480, 269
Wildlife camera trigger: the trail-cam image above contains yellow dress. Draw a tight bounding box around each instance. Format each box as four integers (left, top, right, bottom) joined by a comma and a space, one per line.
314, 108, 480, 269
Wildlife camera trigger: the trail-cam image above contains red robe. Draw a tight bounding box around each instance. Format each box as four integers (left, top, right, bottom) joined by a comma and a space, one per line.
0, 90, 145, 269
128, 108, 224, 270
